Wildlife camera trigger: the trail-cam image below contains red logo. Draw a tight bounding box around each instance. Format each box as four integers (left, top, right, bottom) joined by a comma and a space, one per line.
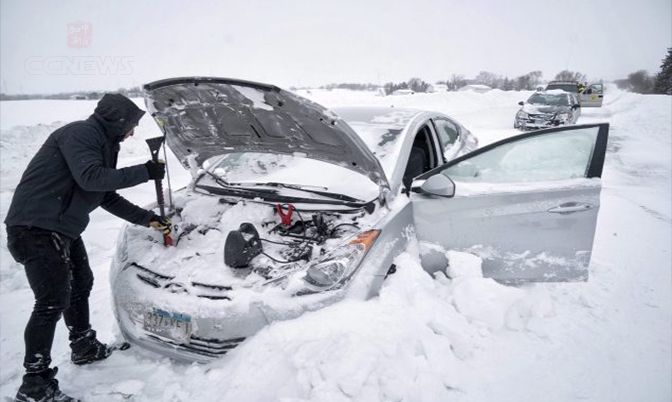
67, 22, 92, 49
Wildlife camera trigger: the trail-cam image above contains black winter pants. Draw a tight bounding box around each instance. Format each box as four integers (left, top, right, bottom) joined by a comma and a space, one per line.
6, 226, 94, 373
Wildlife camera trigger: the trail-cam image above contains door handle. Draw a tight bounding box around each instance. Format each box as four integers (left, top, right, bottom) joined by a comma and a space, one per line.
548, 202, 595, 214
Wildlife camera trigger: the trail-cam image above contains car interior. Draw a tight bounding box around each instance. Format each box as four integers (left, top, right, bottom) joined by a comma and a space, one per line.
403, 125, 436, 188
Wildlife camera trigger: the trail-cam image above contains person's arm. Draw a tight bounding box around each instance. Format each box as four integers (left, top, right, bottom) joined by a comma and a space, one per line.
100, 191, 154, 226
59, 125, 150, 192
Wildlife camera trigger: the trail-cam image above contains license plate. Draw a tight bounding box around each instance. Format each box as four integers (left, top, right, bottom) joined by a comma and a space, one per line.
143, 308, 192, 343
534, 119, 545, 125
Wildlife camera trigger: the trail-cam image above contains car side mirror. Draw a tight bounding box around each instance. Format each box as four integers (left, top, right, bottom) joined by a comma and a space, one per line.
518, 101, 524, 106
412, 174, 455, 198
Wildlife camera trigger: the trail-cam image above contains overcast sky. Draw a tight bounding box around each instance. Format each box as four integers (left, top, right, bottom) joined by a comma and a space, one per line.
1, 0, 670, 94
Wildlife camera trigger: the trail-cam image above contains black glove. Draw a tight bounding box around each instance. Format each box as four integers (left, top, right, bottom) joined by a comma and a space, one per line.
145, 160, 166, 180
149, 215, 172, 235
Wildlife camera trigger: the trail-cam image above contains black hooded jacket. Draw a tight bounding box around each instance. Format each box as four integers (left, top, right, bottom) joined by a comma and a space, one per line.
5, 94, 154, 239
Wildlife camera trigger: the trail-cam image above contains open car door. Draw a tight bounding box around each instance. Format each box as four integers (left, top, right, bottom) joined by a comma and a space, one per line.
580, 83, 604, 107
411, 124, 609, 282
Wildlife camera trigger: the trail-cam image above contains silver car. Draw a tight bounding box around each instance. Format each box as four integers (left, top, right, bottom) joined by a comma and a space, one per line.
111, 77, 608, 362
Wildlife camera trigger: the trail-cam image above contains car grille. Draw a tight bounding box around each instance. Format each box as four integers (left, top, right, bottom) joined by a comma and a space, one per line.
147, 333, 246, 358
130, 263, 232, 300
527, 113, 553, 123
188, 335, 246, 355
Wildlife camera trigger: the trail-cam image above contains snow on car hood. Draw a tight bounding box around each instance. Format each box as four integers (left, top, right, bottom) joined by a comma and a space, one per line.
143, 77, 389, 190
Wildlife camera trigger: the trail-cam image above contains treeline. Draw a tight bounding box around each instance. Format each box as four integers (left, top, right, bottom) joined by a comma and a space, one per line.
442, 70, 546, 92
319, 83, 379, 91
316, 48, 672, 96
615, 48, 672, 95
383, 77, 432, 94
0, 86, 143, 101
381, 70, 579, 95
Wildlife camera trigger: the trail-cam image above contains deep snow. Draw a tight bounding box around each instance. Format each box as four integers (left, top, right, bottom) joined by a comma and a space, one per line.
1, 87, 670, 401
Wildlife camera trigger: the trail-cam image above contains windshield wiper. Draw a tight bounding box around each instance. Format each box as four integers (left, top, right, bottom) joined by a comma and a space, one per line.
197, 172, 374, 211
242, 182, 364, 203
200, 171, 278, 196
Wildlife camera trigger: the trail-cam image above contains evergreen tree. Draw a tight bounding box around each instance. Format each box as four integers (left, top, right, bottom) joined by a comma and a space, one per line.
653, 48, 672, 95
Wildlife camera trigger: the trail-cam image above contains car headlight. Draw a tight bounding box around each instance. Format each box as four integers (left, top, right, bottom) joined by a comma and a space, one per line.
303, 230, 380, 291
516, 111, 528, 119
556, 112, 570, 121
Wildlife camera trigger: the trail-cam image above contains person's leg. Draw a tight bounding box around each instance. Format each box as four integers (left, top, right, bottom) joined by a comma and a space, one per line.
6, 226, 80, 401
63, 236, 94, 333
6, 227, 72, 374
63, 236, 112, 365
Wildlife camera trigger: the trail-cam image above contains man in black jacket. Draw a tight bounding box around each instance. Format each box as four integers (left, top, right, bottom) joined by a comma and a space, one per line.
5, 93, 172, 402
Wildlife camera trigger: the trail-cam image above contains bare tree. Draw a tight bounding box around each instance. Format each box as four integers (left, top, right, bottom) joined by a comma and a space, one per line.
474, 71, 499, 88
448, 74, 466, 91
514, 71, 543, 90
554, 70, 586, 82
626, 70, 655, 93
528, 71, 543, 87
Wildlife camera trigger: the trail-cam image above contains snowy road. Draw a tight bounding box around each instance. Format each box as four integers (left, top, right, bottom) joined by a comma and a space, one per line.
1, 88, 670, 401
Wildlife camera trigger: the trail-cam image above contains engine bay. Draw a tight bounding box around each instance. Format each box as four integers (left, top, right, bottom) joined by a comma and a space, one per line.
121, 191, 372, 291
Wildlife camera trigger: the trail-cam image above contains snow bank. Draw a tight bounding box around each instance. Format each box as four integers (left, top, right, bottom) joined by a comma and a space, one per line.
0, 87, 670, 402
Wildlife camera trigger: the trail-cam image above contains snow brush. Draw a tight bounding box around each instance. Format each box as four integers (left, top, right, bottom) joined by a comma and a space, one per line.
146, 136, 174, 247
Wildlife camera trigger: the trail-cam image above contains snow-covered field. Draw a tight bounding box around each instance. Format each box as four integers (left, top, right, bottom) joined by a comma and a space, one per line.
1, 87, 670, 401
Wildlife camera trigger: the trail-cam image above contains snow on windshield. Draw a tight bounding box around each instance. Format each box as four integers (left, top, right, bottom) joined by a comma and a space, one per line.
528, 93, 570, 106
202, 152, 379, 201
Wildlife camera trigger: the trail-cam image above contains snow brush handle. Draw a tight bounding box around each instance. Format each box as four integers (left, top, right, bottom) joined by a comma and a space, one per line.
146, 137, 174, 247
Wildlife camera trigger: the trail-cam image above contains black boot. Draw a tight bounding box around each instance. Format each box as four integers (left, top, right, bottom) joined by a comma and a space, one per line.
69, 328, 111, 365
14, 367, 81, 402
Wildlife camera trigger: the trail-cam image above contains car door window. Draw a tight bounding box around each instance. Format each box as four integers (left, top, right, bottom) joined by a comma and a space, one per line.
433, 118, 459, 150
585, 84, 602, 95
440, 126, 602, 183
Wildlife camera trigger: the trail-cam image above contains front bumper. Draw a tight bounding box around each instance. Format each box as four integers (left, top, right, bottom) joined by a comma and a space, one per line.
111, 261, 341, 363
515, 114, 569, 130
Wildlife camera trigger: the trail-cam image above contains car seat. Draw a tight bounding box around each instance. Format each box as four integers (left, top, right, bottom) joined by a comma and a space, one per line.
403, 146, 428, 188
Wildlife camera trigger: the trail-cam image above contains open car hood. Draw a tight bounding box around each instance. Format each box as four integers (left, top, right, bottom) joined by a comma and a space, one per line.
143, 77, 389, 189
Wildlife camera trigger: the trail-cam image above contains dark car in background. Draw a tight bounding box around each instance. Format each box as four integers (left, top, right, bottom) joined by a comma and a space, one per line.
514, 91, 581, 130
546, 80, 604, 107
545, 80, 581, 93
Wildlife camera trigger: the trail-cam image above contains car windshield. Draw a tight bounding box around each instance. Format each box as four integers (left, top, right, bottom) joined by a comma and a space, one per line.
545, 84, 577, 93
527, 93, 570, 106
335, 108, 419, 179
198, 152, 379, 202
